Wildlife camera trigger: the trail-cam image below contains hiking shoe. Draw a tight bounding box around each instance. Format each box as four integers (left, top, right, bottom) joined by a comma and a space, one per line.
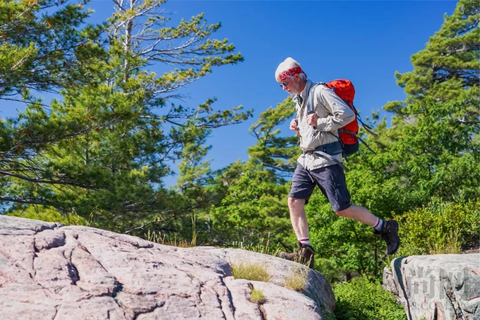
279, 241, 315, 268
375, 220, 400, 255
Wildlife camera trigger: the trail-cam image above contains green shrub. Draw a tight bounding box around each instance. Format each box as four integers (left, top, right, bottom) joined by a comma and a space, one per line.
8, 206, 89, 225
316, 257, 348, 283
395, 199, 479, 256
333, 276, 406, 320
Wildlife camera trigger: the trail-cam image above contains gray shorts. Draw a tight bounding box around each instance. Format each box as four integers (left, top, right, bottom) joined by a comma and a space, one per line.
289, 164, 351, 211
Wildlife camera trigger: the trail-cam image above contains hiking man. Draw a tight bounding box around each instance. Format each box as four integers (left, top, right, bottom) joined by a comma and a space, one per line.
275, 57, 400, 268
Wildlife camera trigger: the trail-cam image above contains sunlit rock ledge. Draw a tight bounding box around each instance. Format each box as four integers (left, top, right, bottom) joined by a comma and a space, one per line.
0, 215, 334, 320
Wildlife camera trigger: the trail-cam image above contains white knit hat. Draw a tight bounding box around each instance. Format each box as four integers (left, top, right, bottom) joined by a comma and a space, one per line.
275, 57, 305, 82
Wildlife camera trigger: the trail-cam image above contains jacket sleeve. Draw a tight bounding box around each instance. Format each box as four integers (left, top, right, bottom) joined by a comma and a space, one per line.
314, 86, 355, 132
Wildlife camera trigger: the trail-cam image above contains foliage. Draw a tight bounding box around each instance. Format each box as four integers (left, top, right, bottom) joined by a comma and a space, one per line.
248, 97, 300, 176
107, 0, 243, 89
316, 258, 348, 283
207, 98, 300, 249
0, 0, 105, 207
230, 261, 272, 282
333, 277, 406, 320
168, 125, 236, 245
0, 0, 104, 100
385, 0, 479, 112
307, 193, 382, 279
9, 206, 88, 226
1, 0, 251, 233
348, 95, 479, 217
209, 159, 292, 248
395, 199, 480, 256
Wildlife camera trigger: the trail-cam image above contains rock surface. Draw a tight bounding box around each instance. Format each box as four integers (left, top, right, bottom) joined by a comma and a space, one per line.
0, 216, 335, 320
383, 254, 480, 320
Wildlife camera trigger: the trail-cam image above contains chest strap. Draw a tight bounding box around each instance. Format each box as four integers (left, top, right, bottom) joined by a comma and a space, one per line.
302, 141, 348, 172
305, 141, 343, 155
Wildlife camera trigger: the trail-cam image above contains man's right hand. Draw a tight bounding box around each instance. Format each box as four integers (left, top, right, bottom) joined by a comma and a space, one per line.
290, 119, 299, 132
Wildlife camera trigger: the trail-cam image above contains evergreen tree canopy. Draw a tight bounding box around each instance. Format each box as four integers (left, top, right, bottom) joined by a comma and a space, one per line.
385, 0, 479, 116
247, 98, 300, 176
1, 0, 251, 233
0, 0, 104, 101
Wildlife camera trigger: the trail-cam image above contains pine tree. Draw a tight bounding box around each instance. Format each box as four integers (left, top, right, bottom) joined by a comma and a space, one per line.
0, 0, 105, 208
385, 0, 479, 116
247, 98, 300, 176
0, 0, 103, 101
2, 0, 252, 233
207, 98, 298, 248
173, 125, 215, 244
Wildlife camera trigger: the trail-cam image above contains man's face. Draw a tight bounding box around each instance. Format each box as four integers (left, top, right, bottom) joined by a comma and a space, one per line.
280, 75, 301, 95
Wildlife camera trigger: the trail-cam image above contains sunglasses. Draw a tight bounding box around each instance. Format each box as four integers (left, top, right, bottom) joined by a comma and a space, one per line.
279, 75, 296, 88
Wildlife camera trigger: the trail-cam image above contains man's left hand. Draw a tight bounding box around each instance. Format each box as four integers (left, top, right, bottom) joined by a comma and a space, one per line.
307, 113, 318, 126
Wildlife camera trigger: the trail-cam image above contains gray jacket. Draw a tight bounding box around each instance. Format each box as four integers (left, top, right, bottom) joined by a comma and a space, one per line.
294, 80, 355, 170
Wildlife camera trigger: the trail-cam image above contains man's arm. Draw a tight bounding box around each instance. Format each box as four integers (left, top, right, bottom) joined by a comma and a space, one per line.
314, 86, 355, 132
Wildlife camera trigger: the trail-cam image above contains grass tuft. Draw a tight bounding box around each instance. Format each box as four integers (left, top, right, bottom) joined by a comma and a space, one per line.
145, 230, 197, 248
284, 267, 308, 291
231, 261, 272, 282
249, 287, 265, 304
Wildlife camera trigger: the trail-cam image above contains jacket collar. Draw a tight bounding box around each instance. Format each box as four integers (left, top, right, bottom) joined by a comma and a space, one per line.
294, 79, 313, 105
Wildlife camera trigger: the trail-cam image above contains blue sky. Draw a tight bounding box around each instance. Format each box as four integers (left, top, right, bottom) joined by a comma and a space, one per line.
154, 0, 457, 186
2, 0, 458, 186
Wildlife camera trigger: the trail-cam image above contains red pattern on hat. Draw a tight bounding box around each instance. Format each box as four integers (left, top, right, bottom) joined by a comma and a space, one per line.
278, 66, 303, 82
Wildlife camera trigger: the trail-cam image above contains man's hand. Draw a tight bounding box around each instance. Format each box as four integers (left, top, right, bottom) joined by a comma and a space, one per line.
307, 113, 318, 126
289, 119, 299, 132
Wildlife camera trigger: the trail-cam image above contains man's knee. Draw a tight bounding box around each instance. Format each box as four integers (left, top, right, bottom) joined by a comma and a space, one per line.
288, 197, 305, 210
335, 209, 348, 217
335, 205, 353, 217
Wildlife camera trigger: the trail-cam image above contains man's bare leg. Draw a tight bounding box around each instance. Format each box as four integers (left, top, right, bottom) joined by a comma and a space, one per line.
336, 204, 400, 254
335, 204, 377, 226
281, 197, 315, 267
288, 197, 309, 239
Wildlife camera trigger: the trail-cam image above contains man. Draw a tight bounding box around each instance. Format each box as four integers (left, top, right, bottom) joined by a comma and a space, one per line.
275, 57, 400, 268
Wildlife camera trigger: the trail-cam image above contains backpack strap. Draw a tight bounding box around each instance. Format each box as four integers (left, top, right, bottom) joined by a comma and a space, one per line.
339, 129, 377, 155
306, 83, 322, 135
356, 115, 378, 136
306, 83, 319, 115
307, 82, 341, 142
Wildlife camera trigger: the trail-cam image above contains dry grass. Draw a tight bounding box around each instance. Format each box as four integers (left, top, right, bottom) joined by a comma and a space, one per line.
231, 261, 272, 282
145, 230, 197, 248
284, 267, 308, 292
230, 240, 281, 257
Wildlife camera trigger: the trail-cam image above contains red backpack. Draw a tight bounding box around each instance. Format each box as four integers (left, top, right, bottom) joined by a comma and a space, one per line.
323, 80, 359, 156
307, 79, 376, 157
